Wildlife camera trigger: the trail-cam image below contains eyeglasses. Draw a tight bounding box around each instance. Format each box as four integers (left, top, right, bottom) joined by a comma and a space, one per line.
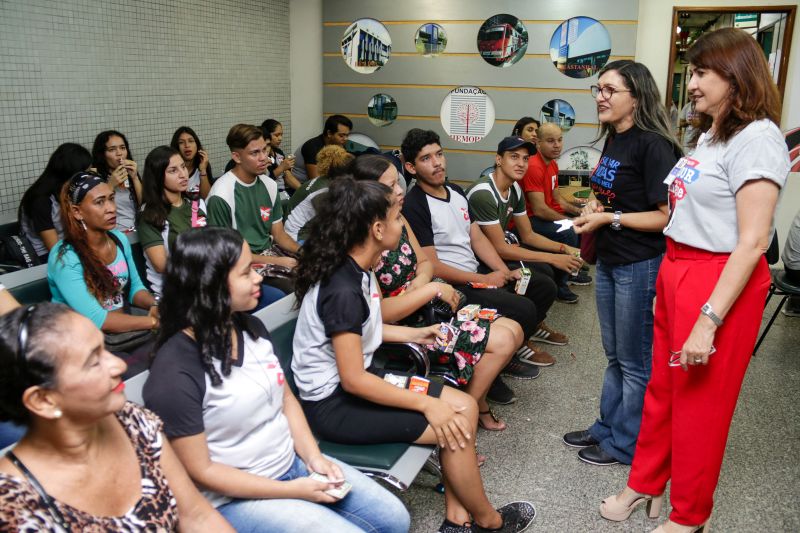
590, 85, 632, 100
668, 345, 716, 367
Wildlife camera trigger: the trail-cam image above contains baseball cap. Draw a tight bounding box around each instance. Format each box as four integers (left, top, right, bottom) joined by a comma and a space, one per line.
497, 136, 536, 155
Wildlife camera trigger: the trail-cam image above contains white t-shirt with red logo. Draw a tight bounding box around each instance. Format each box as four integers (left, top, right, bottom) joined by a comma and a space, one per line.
664, 119, 789, 252
402, 184, 481, 273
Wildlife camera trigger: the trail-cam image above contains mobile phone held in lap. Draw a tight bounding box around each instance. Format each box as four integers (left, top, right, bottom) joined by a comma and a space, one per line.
309, 472, 352, 499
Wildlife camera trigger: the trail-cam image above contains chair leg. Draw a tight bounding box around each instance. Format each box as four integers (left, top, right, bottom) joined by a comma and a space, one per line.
754, 295, 788, 356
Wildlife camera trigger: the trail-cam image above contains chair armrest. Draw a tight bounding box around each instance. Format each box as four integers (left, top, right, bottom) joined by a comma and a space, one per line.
504, 230, 520, 245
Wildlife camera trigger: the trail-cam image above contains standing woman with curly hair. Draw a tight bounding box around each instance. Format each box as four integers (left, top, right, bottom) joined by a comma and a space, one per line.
144, 227, 410, 533
598, 28, 790, 532
48, 172, 158, 354
92, 130, 141, 231
171, 126, 214, 199
292, 178, 535, 532
138, 145, 207, 296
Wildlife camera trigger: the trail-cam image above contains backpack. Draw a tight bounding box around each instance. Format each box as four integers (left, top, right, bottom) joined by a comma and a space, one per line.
0, 234, 42, 274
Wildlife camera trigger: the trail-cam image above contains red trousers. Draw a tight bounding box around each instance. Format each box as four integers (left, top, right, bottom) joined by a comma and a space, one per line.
628, 239, 771, 525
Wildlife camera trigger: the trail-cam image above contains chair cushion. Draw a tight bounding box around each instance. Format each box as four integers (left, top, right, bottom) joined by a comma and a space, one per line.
318, 441, 409, 470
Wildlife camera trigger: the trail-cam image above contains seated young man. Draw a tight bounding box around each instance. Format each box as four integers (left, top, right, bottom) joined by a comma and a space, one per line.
401, 128, 561, 372
523, 123, 592, 301
467, 137, 585, 309
291, 114, 352, 184
207, 124, 300, 308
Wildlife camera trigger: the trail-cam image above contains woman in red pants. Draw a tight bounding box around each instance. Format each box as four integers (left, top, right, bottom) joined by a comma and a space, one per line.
598, 28, 791, 532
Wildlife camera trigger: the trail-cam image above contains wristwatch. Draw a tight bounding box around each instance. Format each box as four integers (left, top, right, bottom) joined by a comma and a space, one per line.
700, 302, 723, 326
611, 211, 622, 231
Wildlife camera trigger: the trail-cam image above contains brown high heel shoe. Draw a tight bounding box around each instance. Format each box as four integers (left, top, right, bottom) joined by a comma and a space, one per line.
600, 491, 663, 521
650, 518, 710, 533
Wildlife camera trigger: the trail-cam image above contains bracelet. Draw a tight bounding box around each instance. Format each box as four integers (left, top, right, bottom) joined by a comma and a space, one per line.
200, 172, 207, 177
433, 283, 442, 300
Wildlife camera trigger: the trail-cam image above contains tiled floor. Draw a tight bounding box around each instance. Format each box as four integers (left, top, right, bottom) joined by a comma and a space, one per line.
396, 275, 800, 532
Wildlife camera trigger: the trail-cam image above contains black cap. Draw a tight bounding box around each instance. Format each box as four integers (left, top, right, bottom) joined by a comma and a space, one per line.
497, 136, 536, 155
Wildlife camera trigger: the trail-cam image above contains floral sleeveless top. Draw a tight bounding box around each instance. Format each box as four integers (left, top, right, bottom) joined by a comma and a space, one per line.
375, 226, 490, 385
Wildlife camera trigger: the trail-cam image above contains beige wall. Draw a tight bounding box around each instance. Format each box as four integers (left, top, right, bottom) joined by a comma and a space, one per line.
290, 0, 324, 151
636, 0, 799, 257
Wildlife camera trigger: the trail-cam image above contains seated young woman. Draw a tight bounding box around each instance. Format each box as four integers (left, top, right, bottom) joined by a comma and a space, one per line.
18, 143, 93, 262
292, 178, 535, 533
262, 119, 299, 196
143, 227, 409, 533
352, 155, 521, 431
138, 146, 207, 296
0, 303, 231, 531
284, 145, 354, 242
91, 130, 141, 232
170, 126, 214, 199
48, 172, 158, 356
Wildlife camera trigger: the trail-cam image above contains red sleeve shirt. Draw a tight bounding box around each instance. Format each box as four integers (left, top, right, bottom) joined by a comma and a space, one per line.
522, 152, 563, 217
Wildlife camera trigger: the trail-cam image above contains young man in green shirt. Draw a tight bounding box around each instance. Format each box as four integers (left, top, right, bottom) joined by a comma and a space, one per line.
466, 137, 584, 349
207, 124, 300, 308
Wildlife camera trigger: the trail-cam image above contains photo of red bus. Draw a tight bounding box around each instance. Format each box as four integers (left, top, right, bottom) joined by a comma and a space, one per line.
477, 14, 528, 67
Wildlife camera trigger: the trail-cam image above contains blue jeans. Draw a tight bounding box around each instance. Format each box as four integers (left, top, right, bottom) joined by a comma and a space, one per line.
217, 455, 410, 533
254, 282, 288, 312
589, 255, 661, 464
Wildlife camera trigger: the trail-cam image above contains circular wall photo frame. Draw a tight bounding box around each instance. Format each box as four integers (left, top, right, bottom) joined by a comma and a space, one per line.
440, 86, 496, 144
415, 23, 447, 57
549, 16, 611, 78
477, 14, 528, 67
540, 99, 576, 132
341, 18, 392, 74
367, 94, 398, 127
559, 145, 602, 171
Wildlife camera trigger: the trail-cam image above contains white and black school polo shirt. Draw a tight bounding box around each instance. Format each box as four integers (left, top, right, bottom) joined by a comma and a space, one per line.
402, 184, 480, 273
144, 315, 295, 508
292, 256, 383, 402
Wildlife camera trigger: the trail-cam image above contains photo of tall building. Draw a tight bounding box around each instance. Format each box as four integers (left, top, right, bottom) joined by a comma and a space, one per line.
367, 93, 398, 126
540, 99, 576, 131
549, 16, 611, 78
415, 23, 448, 57
341, 18, 392, 74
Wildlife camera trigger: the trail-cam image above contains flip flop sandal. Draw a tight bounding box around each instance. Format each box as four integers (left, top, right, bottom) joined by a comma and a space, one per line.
478, 408, 507, 431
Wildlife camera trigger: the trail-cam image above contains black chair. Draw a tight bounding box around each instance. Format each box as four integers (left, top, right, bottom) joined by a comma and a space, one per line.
753, 270, 800, 355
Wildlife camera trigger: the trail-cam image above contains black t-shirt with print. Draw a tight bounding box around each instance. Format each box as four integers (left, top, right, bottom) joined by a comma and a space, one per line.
590, 126, 678, 265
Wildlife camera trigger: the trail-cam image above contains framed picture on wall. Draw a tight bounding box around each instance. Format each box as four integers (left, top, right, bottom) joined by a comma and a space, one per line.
341, 18, 392, 74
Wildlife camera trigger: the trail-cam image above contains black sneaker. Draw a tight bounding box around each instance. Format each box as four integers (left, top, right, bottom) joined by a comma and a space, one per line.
438, 518, 471, 533
557, 285, 579, 304
487, 377, 517, 405
473, 501, 537, 533
501, 358, 541, 380
578, 445, 621, 466
563, 429, 599, 448
568, 270, 593, 285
